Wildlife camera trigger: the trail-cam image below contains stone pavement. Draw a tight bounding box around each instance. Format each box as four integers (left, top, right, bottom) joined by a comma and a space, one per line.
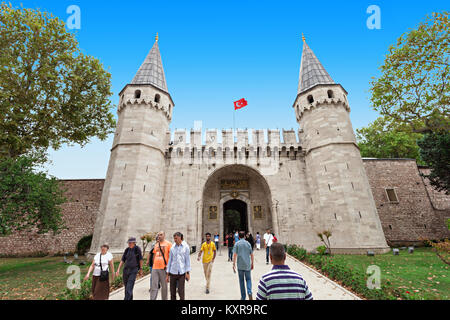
109, 246, 360, 300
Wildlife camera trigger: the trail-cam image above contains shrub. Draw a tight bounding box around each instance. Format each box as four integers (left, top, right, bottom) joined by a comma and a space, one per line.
287, 245, 415, 300
76, 234, 93, 255
57, 278, 92, 300
316, 245, 327, 256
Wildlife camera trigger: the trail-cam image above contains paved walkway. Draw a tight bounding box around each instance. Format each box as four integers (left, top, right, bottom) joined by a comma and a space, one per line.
109, 247, 360, 300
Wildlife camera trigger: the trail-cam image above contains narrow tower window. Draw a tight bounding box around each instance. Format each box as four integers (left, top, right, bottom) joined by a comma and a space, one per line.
154, 94, 161, 103
327, 90, 334, 98
134, 90, 141, 99
385, 188, 399, 202
307, 95, 314, 104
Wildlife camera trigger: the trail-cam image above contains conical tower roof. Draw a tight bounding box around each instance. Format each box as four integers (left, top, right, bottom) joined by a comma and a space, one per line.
298, 38, 334, 94
131, 34, 168, 92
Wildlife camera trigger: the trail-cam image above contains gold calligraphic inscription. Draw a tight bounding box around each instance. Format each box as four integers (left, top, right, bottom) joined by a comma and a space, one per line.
209, 206, 218, 220
253, 206, 263, 220
220, 179, 249, 190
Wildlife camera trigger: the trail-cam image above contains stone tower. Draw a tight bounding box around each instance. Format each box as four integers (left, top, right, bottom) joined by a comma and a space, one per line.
293, 37, 389, 253
89, 34, 174, 255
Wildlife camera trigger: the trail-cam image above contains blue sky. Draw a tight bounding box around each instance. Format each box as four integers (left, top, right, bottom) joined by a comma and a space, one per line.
10, 0, 448, 178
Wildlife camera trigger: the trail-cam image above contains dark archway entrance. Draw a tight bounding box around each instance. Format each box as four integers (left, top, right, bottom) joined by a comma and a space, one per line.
223, 199, 248, 235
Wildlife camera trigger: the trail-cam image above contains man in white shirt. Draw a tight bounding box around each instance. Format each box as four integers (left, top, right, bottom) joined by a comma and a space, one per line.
166, 232, 191, 300
263, 228, 274, 265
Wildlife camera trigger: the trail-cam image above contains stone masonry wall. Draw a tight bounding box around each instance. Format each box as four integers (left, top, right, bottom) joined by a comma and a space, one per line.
1, 160, 449, 256
0, 179, 103, 257
363, 159, 450, 246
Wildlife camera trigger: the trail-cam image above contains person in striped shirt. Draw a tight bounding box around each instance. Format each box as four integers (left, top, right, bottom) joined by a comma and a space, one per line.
256, 243, 313, 300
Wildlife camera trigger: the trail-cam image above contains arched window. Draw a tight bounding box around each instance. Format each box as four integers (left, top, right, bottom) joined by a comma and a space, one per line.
307, 95, 314, 104
134, 90, 141, 99
327, 90, 334, 98
154, 94, 161, 103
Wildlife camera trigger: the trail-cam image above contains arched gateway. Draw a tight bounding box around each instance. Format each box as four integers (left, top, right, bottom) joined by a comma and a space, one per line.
201, 165, 274, 240
90, 36, 391, 258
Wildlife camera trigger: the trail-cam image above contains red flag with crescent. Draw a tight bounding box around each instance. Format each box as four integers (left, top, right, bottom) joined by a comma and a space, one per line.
234, 98, 248, 110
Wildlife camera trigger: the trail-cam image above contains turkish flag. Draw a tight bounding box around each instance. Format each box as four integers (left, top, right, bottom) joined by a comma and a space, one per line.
234, 98, 248, 110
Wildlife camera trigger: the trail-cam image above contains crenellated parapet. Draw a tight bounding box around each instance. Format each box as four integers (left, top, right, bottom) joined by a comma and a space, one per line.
293, 84, 349, 121
118, 94, 173, 120
165, 128, 304, 163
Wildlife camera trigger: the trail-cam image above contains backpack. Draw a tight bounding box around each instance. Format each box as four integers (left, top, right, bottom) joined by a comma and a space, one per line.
124, 246, 142, 269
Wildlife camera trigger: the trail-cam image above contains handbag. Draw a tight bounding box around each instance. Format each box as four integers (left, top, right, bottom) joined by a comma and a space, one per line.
99, 253, 109, 282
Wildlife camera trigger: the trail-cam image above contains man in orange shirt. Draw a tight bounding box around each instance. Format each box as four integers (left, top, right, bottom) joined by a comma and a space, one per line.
148, 231, 172, 300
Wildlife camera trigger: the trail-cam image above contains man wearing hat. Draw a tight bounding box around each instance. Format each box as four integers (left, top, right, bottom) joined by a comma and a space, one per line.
116, 237, 143, 300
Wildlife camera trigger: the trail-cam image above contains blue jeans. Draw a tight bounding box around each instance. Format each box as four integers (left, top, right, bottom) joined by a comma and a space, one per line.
238, 269, 252, 300
266, 246, 270, 263
228, 247, 233, 261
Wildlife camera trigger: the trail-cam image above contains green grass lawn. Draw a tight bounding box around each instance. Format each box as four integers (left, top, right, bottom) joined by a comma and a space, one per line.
333, 247, 449, 300
0, 256, 128, 300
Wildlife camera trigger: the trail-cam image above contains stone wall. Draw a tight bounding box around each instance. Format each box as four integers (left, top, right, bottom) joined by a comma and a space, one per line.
0, 179, 103, 257
1, 160, 449, 256
363, 159, 450, 246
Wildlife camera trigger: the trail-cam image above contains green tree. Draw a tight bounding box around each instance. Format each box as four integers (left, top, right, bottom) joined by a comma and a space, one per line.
370, 12, 449, 134
0, 3, 115, 159
417, 132, 450, 194
0, 155, 66, 236
356, 117, 423, 163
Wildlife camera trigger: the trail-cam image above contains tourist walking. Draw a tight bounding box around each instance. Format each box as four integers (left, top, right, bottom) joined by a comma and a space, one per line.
84, 244, 114, 300
116, 237, 143, 300
148, 231, 172, 300
233, 231, 254, 300
197, 232, 217, 294
246, 232, 255, 250
234, 230, 239, 244
227, 232, 235, 261
255, 232, 261, 250
256, 243, 313, 300
214, 233, 220, 254
166, 232, 191, 300
263, 228, 274, 265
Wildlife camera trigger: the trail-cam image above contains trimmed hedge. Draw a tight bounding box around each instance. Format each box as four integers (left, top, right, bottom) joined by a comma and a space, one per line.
287, 245, 416, 300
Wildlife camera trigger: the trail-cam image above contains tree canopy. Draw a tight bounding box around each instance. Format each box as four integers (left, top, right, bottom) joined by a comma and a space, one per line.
0, 3, 115, 159
418, 132, 450, 194
356, 117, 423, 163
0, 155, 66, 236
370, 12, 449, 134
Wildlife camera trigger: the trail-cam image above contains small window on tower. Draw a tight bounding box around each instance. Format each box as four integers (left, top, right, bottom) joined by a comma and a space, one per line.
385, 188, 399, 202
307, 95, 314, 104
154, 94, 161, 103
327, 90, 334, 98
134, 90, 141, 99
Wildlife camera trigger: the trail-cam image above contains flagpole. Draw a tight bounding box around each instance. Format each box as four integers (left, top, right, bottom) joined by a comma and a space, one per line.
233, 109, 236, 140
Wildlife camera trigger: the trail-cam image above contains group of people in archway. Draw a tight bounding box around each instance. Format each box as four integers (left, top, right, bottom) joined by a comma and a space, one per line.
84, 229, 312, 301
